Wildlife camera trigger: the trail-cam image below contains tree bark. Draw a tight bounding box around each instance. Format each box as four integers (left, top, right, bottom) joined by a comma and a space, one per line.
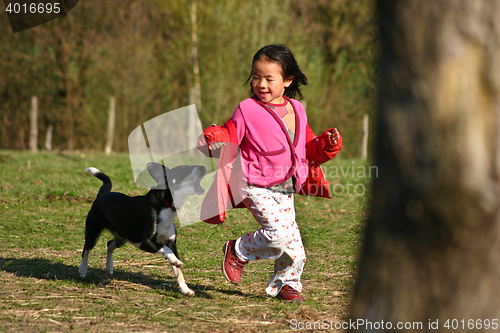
188, 88, 197, 155
360, 114, 369, 159
191, 1, 201, 111
45, 124, 53, 151
29, 96, 38, 153
105, 96, 116, 155
1, 114, 9, 149
350, 0, 500, 331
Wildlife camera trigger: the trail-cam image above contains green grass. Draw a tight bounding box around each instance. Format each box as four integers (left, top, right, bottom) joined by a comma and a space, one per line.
0, 150, 371, 332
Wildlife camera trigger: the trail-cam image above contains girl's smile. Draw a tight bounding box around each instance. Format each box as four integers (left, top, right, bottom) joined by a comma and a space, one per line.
252, 59, 293, 104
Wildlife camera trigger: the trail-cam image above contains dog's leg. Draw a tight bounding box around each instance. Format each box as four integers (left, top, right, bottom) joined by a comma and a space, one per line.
155, 215, 194, 295
106, 240, 115, 275
157, 246, 193, 296
105, 236, 126, 275
158, 245, 184, 267
156, 214, 183, 267
171, 265, 195, 296
161, 221, 182, 268
79, 213, 104, 278
79, 249, 90, 278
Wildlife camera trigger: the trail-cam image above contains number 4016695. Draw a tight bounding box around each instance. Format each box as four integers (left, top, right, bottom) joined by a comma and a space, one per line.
444, 319, 498, 330
5, 2, 61, 14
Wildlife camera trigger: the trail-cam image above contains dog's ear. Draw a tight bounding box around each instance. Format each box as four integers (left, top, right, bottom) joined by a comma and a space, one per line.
146, 162, 169, 184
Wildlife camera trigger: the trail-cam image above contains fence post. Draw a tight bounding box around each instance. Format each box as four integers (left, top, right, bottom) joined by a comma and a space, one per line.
191, 1, 202, 111
45, 124, 53, 151
188, 88, 198, 155
30, 96, 38, 153
361, 114, 369, 159
105, 96, 116, 155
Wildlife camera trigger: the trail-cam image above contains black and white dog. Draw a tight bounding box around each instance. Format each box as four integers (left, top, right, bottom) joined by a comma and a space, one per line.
79, 162, 206, 296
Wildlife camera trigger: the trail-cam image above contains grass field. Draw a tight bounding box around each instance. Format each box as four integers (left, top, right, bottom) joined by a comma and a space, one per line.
0, 150, 371, 332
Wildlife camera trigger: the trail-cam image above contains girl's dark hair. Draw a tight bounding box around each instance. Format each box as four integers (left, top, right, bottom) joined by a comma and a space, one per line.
244, 44, 308, 100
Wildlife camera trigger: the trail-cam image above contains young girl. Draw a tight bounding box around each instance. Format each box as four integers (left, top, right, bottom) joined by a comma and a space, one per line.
199, 44, 342, 303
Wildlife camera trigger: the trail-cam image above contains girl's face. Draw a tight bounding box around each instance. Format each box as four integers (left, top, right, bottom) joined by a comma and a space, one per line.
252, 59, 293, 104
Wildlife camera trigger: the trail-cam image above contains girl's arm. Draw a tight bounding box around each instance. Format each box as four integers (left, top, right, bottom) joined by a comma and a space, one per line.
197, 123, 230, 158
198, 104, 246, 157
305, 124, 343, 164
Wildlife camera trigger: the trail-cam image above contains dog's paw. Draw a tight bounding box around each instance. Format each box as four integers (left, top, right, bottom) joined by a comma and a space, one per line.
181, 288, 195, 297
106, 257, 114, 275
79, 266, 88, 278
172, 260, 184, 268
162, 251, 184, 267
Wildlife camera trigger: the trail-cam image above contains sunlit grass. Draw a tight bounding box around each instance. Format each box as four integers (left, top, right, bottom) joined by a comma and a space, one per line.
0, 150, 371, 332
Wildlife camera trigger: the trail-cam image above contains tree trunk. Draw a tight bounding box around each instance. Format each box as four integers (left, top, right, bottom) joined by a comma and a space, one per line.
1, 114, 9, 149
188, 88, 197, 155
191, 0, 201, 111
30, 96, 38, 153
350, 0, 500, 331
191, 1, 202, 111
105, 96, 116, 155
360, 114, 369, 159
45, 124, 53, 151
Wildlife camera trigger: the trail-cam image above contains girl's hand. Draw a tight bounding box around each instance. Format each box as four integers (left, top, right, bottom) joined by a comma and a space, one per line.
209, 142, 226, 150
327, 128, 340, 145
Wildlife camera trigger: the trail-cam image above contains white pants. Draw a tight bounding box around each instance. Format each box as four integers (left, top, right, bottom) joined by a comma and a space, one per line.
235, 186, 306, 296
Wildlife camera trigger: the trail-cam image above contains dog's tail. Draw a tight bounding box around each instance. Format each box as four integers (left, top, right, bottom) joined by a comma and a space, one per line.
85, 167, 112, 195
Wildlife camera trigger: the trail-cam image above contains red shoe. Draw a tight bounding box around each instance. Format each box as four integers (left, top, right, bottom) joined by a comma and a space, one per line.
222, 240, 247, 285
278, 285, 303, 303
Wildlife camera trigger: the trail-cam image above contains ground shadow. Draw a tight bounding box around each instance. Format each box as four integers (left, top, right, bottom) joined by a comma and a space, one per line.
0, 257, 259, 300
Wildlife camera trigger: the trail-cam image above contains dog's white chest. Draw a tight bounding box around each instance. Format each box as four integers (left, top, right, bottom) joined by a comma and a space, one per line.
155, 208, 177, 244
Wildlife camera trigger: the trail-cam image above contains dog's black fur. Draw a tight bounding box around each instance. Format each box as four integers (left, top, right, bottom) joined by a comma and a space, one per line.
79, 162, 206, 296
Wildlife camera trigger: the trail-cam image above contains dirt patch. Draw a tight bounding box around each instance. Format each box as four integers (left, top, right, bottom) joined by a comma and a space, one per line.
45, 193, 94, 203
0, 154, 11, 163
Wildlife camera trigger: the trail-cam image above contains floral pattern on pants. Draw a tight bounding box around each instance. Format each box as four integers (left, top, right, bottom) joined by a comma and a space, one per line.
235, 186, 306, 297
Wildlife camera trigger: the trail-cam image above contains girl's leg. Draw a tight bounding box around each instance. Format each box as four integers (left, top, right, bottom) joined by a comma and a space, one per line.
235, 186, 306, 296
265, 220, 306, 297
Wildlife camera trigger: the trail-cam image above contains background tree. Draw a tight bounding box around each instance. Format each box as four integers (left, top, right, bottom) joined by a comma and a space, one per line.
0, 0, 377, 155
350, 0, 500, 329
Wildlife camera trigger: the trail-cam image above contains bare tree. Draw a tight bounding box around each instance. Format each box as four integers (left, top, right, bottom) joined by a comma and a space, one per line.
0, 0, 376, 153
29, 96, 38, 153
350, 0, 500, 331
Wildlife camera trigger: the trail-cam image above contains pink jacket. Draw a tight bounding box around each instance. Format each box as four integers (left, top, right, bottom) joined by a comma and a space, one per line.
232, 96, 309, 191
198, 96, 343, 224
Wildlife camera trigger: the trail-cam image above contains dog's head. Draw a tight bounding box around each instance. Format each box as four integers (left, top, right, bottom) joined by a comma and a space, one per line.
147, 162, 206, 198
